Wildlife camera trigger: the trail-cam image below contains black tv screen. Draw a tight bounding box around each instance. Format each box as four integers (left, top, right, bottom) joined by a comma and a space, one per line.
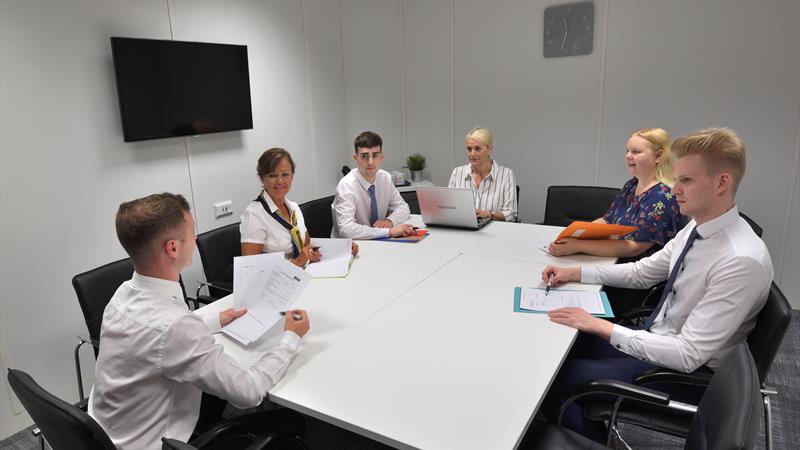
110, 37, 253, 142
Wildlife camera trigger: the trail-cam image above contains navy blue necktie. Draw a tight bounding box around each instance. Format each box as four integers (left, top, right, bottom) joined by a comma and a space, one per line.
368, 185, 379, 225
643, 226, 701, 330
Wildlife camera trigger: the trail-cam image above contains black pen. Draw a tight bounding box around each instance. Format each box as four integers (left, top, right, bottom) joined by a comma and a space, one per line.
280, 311, 303, 321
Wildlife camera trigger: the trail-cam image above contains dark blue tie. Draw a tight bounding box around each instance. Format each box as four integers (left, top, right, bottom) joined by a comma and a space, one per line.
368, 185, 379, 225
643, 226, 701, 330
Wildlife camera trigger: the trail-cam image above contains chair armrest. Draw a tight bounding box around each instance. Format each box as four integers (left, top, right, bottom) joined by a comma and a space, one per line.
639, 282, 666, 307
188, 422, 249, 449
247, 428, 306, 450
634, 368, 713, 388
558, 379, 670, 425
616, 306, 655, 326
162, 437, 197, 450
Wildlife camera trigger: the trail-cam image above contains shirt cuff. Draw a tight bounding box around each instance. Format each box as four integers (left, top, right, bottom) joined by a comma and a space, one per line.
200, 311, 222, 334
580, 266, 601, 284
280, 331, 302, 352
609, 324, 636, 351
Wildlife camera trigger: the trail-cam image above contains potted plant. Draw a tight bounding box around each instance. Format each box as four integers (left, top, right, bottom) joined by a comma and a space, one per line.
404, 153, 427, 182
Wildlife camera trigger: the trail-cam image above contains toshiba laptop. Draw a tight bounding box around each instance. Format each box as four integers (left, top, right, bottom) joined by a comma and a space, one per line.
417, 187, 492, 230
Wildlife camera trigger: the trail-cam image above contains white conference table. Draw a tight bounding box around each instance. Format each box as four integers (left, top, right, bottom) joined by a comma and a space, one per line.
199, 218, 616, 449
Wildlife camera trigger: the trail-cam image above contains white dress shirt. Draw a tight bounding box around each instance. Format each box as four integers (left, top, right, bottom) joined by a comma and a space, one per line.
332, 169, 410, 239
240, 191, 308, 259
447, 161, 518, 221
581, 206, 773, 372
88, 272, 301, 450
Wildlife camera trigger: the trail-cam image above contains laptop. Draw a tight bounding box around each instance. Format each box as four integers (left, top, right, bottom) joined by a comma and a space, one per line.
417, 187, 492, 230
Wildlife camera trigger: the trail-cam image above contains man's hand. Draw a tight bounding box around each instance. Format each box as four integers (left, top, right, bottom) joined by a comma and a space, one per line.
548, 307, 613, 339
351, 242, 360, 256
389, 223, 415, 237
283, 309, 310, 337
541, 265, 581, 287
219, 308, 247, 327
373, 219, 393, 228
548, 238, 582, 256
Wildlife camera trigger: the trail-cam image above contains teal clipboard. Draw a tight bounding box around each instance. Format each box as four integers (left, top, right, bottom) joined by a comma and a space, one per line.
513, 287, 614, 318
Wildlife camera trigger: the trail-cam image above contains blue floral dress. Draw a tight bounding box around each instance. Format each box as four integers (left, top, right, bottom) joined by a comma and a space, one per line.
603, 178, 687, 261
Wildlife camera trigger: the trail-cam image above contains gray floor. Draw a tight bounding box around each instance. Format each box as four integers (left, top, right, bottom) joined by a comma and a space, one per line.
3, 310, 798, 450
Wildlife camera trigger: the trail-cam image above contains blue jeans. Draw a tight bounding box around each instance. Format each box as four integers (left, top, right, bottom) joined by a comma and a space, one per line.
540, 332, 705, 442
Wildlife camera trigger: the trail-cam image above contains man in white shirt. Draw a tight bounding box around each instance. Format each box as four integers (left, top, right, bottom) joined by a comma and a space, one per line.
88, 193, 310, 450
537, 128, 773, 440
332, 131, 415, 239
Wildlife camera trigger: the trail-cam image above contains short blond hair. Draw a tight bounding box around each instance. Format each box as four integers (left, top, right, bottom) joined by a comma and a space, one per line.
672, 127, 746, 194
465, 127, 493, 147
631, 127, 674, 185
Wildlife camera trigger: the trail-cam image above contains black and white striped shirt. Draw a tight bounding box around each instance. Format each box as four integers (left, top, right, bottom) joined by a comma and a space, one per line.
447, 161, 518, 222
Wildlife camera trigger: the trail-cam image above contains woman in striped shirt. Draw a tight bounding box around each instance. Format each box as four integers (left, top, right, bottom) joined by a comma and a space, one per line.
448, 127, 518, 222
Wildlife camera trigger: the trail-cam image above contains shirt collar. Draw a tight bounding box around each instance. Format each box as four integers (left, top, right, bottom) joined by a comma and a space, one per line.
260, 191, 295, 213
465, 160, 497, 181
130, 272, 185, 303
695, 205, 740, 239
354, 170, 375, 190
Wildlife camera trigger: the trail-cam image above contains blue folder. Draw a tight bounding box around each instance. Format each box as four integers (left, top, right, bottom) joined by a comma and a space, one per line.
513, 287, 614, 318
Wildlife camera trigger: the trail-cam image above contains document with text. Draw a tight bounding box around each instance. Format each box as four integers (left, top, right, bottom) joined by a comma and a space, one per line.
223, 253, 311, 345
518, 287, 606, 315
306, 238, 353, 278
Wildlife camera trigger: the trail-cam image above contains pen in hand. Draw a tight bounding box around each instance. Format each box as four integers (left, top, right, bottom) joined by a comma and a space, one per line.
545, 274, 553, 296
280, 311, 304, 321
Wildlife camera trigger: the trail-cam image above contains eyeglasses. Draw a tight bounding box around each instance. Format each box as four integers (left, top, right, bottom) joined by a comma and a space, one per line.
357, 151, 383, 161
265, 171, 293, 180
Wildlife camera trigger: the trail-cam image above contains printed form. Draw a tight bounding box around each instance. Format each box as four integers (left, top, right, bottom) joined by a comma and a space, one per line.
222, 252, 311, 345
519, 288, 605, 315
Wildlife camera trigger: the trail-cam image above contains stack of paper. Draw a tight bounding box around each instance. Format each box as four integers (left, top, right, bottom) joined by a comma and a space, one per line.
513, 287, 614, 317
306, 238, 354, 278
222, 253, 311, 345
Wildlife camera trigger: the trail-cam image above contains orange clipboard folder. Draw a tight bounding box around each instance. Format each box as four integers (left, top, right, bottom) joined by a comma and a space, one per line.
556, 221, 637, 240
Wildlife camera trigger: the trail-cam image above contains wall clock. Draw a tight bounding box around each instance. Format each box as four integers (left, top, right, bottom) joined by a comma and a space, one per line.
544, 2, 594, 57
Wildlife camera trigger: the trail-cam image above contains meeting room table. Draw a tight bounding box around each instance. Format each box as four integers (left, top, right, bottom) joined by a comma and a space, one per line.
197, 217, 617, 449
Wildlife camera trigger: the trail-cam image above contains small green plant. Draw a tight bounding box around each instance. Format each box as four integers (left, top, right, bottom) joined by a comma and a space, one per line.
404, 153, 427, 171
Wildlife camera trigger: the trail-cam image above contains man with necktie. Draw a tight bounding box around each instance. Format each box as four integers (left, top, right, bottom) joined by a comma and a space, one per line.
333, 131, 415, 239
536, 128, 773, 441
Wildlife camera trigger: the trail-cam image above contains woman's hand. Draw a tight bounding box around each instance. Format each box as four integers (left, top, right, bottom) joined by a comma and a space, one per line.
548, 237, 582, 256
476, 209, 492, 219
293, 246, 321, 267
351, 242, 359, 256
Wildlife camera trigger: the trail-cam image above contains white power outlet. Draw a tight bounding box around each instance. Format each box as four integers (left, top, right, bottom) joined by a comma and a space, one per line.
213, 200, 233, 218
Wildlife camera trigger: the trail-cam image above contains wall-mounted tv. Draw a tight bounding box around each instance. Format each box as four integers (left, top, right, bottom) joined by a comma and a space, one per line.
110, 37, 253, 142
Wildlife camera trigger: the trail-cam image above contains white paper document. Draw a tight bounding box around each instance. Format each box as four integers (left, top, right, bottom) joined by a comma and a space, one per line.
306, 238, 353, 278
223, 253, 311, 345
519, 287, 605, 315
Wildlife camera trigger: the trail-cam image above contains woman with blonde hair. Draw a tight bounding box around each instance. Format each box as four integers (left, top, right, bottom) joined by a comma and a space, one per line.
448, 127, 518, 222
549, 128, 686, 261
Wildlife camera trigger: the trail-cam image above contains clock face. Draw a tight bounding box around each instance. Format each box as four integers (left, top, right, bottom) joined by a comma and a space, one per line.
544, 2, 594, 58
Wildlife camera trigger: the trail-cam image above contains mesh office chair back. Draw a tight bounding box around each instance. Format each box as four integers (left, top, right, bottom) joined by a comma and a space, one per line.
7, 369, 116, 450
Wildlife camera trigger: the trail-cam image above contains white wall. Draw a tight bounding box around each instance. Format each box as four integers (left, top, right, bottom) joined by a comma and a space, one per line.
1, 0, 798, 439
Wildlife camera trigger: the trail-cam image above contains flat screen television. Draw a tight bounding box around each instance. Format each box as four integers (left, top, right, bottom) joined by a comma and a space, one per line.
110, 37, 253, 142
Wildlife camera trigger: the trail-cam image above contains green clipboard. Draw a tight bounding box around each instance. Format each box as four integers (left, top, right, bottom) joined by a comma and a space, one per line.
513, 287, 614, 318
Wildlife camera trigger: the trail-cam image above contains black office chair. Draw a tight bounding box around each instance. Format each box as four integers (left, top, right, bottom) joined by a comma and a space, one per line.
523, 344, 761, 450
400, 190, 420, 214
196, 222, 241, 300
6, 369, 305, 450
542, 185, 620, 226
72, 258, 210, 401
585, 282, 791, 450
299, 195, 336, 238
341, 165, 351, 176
